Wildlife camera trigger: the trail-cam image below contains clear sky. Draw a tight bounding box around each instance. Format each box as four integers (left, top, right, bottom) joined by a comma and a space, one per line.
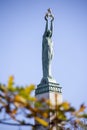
0, 0, 87, 130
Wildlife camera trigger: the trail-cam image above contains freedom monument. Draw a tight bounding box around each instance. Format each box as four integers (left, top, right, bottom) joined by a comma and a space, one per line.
35, 9, 63, 130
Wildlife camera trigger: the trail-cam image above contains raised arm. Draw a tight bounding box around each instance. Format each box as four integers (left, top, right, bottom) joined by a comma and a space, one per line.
44, 15, 48, 35
50, 16, 54, 34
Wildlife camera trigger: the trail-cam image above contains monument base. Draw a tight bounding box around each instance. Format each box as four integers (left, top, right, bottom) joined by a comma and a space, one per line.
35, 81, 63, 130
35, 81, 62, 105
36, 81, 62, 95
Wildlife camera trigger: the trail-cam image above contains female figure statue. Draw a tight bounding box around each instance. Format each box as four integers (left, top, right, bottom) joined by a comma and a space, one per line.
42, 9, 54, 83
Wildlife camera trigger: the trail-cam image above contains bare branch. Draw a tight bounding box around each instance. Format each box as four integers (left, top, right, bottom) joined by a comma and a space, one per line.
0, 121, 35, 127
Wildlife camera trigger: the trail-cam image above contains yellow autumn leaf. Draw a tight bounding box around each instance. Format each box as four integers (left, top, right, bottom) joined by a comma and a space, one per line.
62, 102, 70, 110
28, 96, 36, 102
45, 99, 51, 106
74, 104, 86, 117
14, 95, 26, 104
25, 84, 35, 94
42, 112, 48, 118
78, 104, 86, 113
7, 76, 15, 91
8, 76, 14, 85
35, 117, 48, 127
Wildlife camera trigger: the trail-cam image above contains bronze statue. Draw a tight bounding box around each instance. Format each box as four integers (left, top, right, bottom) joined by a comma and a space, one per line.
42, 9, 54, 83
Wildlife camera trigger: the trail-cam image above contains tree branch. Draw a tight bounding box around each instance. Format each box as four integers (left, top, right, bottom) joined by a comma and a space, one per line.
0, 121, 35, 127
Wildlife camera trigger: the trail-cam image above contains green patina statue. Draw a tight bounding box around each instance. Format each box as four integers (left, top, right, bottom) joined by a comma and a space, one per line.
36, 9, 62, 95
41, 9, 55, 83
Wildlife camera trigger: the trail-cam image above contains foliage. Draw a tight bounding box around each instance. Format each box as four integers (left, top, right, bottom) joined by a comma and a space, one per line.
0, 76, 87, 130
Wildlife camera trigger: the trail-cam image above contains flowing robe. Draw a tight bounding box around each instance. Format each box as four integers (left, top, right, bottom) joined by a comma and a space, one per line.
42, 31, 53, 79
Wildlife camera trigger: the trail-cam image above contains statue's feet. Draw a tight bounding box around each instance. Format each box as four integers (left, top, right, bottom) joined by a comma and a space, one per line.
41, 76, 56, 84
48, 75, 53, 79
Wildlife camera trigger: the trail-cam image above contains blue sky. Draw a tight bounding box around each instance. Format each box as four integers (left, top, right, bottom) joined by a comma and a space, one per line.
0, 0, 87, 129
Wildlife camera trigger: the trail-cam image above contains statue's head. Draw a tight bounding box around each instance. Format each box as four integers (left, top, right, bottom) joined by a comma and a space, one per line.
46, 30, 52, 37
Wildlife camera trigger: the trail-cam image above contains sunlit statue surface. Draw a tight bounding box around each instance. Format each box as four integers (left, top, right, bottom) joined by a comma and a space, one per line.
41, 9, 55, 83
36, 9, 62, 96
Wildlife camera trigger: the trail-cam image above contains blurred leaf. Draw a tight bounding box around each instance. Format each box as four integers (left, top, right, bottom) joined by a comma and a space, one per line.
35, 101, 42, 108
68, 107, 75, 112
7, 76, 15, 92
8, 76, 14, 86
73, 104, 86, 118
16, 85, 35, 102
42, 111, 48, 118
11, 108, 17, 115
0, 76, 87, 129
57, 111, 67, 121
14, 102, 20, 107
14, 95, 26, 104
0, 84, 7, 92
61, 102, 70, 110
35, 117, 48, 127
28, 96, 36, 102
78, 104, 86, 113
82, 114, 87, 118
24, 85, 35, 94
77, 114, 87, 118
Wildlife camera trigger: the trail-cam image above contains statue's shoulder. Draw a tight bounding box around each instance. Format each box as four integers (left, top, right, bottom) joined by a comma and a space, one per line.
43, 33, 46, 38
